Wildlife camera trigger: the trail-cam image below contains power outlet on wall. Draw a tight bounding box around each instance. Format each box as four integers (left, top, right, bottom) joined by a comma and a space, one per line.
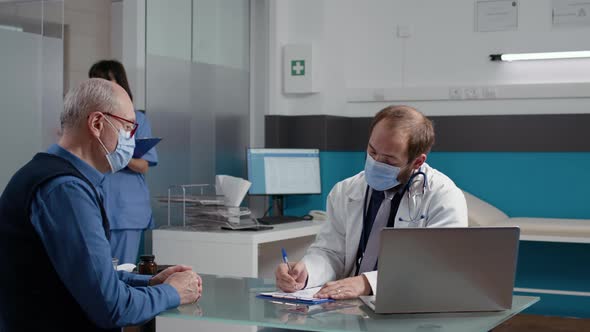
481, 87, 497, 99
449, 86, 497, 100
463, 87, 480, 100
449, 87, 463, 100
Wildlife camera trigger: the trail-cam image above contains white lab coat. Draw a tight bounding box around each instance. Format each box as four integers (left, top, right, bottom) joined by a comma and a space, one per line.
301, 162, 468, 294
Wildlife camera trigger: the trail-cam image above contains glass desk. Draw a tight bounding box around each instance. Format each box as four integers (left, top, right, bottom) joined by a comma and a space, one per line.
158, 274, 539, 332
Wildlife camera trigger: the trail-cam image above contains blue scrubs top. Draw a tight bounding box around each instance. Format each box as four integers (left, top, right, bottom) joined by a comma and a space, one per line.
103, 110, 158, 230
30, 144, 179, 328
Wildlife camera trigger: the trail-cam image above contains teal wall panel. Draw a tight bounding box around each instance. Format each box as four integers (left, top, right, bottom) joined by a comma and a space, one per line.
286, 151, 590, 219
427, 152, 590, 219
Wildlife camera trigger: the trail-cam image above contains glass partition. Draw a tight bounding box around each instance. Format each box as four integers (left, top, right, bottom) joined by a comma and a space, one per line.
145, 0, 250, 226
0, 0, 64, 191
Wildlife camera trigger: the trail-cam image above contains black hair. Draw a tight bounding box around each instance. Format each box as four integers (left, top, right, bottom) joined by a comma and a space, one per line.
88, 60, 133, 101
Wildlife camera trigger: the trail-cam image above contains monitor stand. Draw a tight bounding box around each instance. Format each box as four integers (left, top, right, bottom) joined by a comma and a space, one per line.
271, 195, 285, 217
256, 195, 303, 225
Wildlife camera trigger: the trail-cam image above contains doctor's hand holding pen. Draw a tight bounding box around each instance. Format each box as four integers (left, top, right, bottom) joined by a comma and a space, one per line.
275, 248, 308, 292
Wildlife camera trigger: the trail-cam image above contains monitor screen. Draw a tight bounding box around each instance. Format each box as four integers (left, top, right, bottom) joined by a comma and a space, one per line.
247, 148, 321, 195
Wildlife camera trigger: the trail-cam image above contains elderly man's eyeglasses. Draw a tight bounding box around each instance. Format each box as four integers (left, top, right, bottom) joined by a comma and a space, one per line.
103, 113, 138, 138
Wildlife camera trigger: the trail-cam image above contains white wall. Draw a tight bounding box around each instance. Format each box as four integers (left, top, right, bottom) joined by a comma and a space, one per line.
266, 0, 590, 117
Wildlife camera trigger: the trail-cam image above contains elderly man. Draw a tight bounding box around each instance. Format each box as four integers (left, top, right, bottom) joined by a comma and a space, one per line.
275, 105, 468, 299
0, 79, 201, 331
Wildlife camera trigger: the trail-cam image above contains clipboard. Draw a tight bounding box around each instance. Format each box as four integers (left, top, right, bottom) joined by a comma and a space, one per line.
256, 294, 333, 305
133, 137, 162, 158
257, 287, 333, 305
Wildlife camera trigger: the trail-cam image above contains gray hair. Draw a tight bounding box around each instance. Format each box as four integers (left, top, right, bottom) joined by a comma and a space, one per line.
60, 78, 119, 130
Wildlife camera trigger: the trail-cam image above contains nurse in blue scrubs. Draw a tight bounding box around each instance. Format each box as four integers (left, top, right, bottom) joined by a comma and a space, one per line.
89, 60, 158, 264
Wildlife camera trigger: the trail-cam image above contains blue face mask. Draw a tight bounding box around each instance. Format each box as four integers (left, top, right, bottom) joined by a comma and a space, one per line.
98, 117, 135, 173
364, 154, 401, 191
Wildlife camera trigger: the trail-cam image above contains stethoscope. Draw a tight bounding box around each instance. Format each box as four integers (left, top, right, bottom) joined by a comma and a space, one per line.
355, 170, 428, 275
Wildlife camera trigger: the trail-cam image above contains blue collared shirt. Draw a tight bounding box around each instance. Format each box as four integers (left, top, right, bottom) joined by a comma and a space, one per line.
103, 110, 158, 230
29, 144, 179, 329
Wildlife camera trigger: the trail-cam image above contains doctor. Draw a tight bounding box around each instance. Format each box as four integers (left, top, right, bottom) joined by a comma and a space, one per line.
275, 105, 468, 299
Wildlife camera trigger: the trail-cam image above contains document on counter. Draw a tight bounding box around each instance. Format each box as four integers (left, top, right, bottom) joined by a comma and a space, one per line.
257, 287, 333, 304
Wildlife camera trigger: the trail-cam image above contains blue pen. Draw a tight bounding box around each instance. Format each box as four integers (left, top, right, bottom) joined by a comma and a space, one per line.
281, 248, 292, 273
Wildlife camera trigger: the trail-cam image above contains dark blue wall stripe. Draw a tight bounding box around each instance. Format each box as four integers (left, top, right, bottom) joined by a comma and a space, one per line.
266, 114, 590, 152
514, 291, 590, 318
516, 241, 590, 293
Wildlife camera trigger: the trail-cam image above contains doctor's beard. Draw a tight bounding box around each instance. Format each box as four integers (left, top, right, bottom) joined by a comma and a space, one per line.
397, 163, 415, 188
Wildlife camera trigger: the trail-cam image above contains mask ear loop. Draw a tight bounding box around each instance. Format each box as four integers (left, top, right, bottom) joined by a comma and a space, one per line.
97, 115, 119, 155
102, 115, 120, 134
97, 137, 110, 155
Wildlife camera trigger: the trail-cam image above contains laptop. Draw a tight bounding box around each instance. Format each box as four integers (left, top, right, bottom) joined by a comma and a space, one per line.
360, 227, 520, 314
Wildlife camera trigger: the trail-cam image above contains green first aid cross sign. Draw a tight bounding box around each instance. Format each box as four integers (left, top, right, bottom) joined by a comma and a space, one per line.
291, 60, 305, 76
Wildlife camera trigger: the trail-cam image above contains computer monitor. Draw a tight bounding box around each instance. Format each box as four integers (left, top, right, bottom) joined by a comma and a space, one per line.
247, 148, 321, 217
